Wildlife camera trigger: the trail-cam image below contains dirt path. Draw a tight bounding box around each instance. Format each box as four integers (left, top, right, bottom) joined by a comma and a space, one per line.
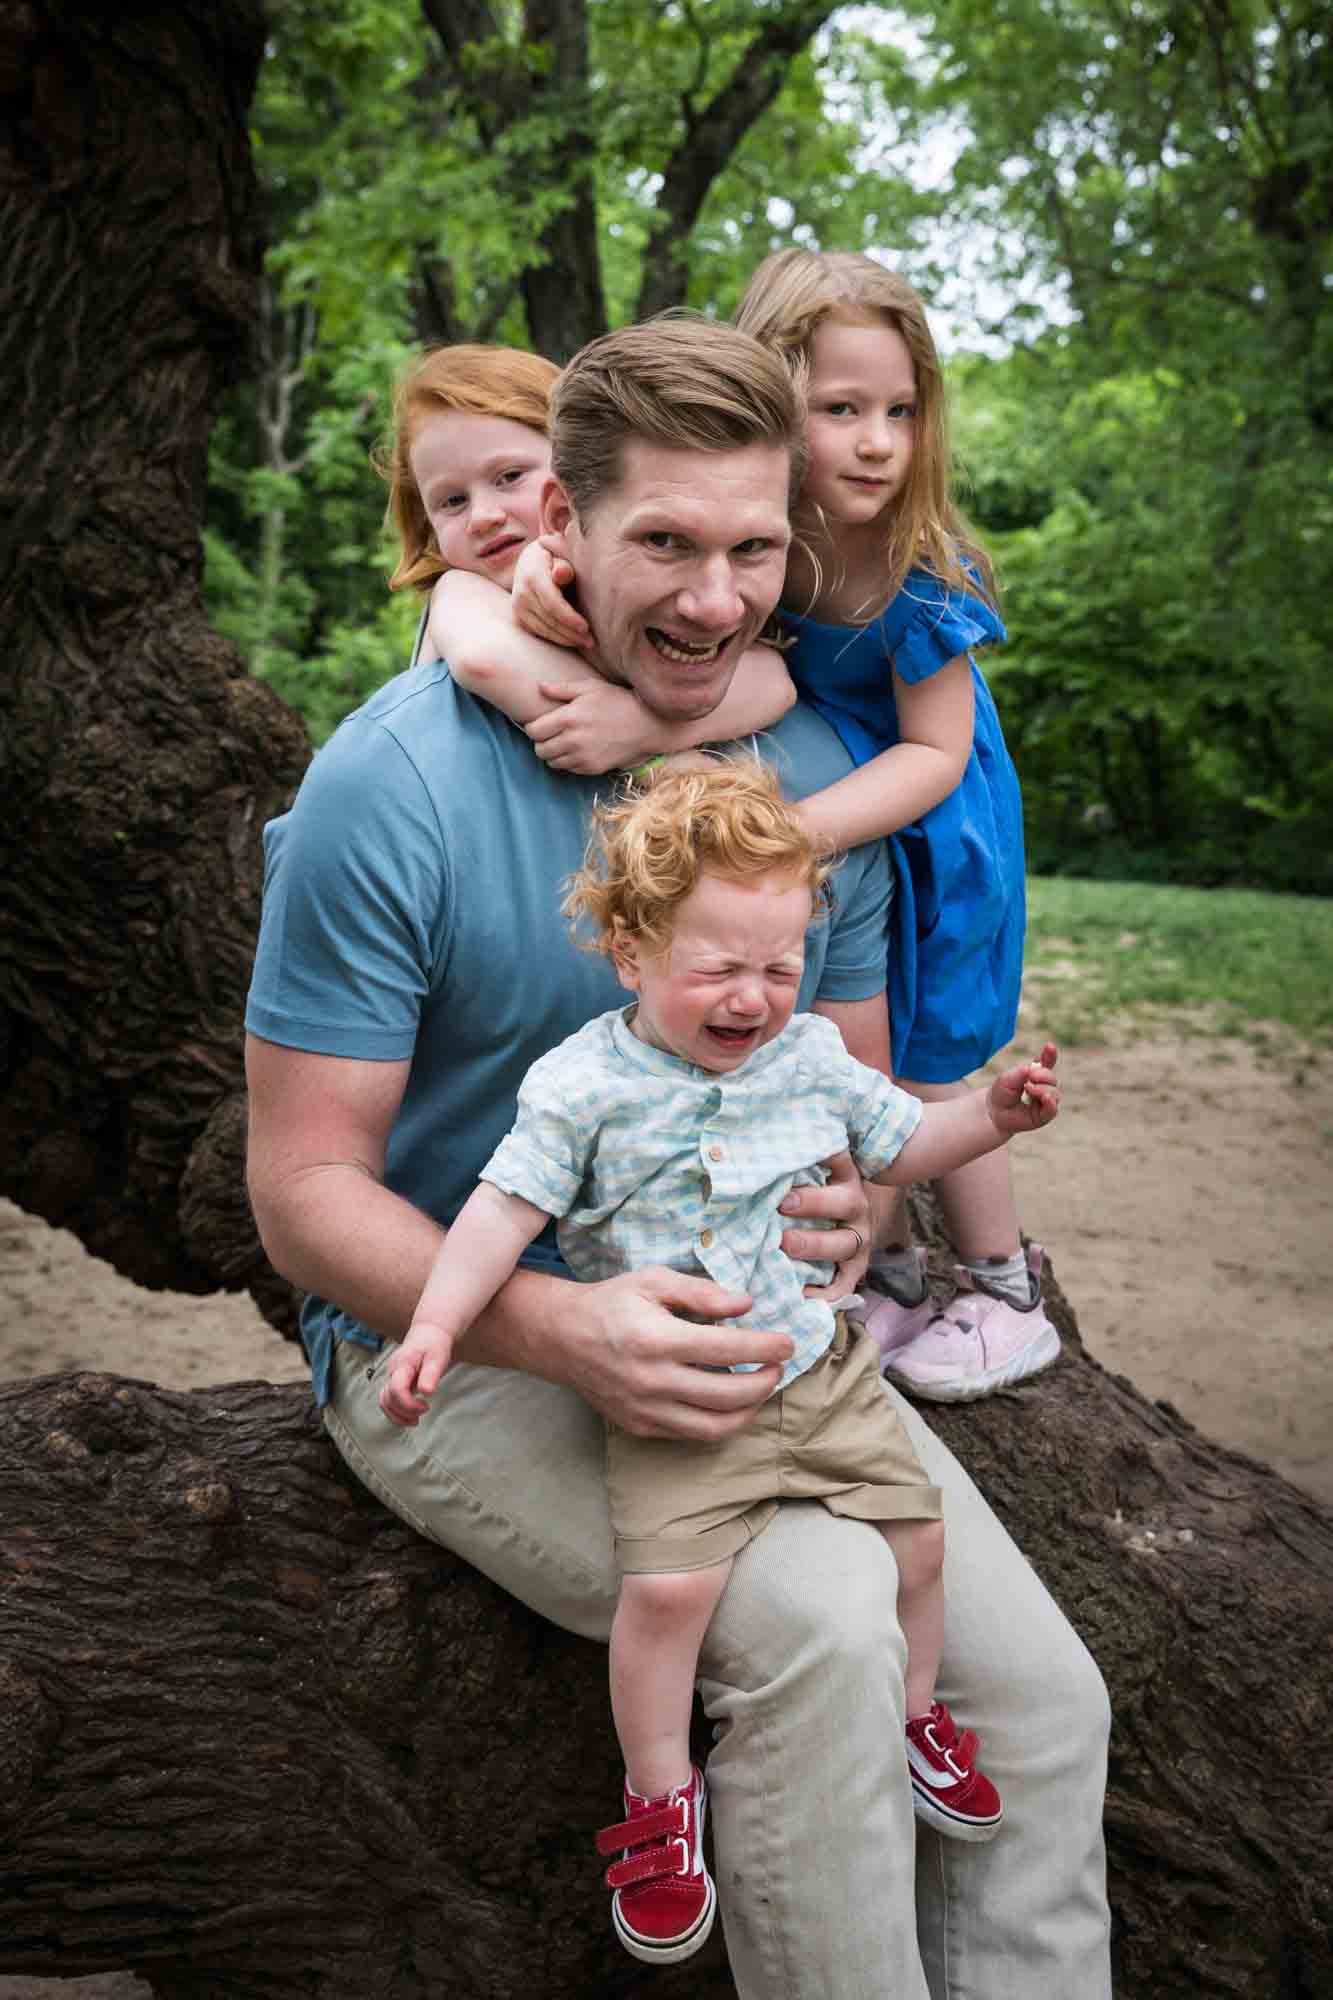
1, 1027, 1329, 1495
1, 1026, 1329, 1998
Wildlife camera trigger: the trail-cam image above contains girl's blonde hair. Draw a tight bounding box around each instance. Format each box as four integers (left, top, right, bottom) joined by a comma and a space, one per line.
734, 249, 994, 611
563, 756, 834, 959
374, 344, 561, 594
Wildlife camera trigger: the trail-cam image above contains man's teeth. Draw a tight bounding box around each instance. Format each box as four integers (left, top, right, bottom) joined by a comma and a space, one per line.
649, 630, 724, 664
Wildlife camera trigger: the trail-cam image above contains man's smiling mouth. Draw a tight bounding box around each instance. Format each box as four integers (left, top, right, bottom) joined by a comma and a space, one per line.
647, 628, 732, 665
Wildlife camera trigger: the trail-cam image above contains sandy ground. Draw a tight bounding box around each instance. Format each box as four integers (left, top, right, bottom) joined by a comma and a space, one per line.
1, 1025, 1329, 1996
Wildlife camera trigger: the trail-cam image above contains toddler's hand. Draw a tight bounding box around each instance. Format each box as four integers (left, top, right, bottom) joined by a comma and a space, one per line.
378, 1321, 455, 1427
511, 537, 590, 649
988, 1041, 1060, 1137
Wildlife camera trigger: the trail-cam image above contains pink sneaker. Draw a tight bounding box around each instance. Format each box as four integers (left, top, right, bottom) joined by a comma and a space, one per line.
859, 1247, 933, 1363
883, 1244, 1061, 1402
905, 1700, 1004, 1841
595, 1764, 717, 1964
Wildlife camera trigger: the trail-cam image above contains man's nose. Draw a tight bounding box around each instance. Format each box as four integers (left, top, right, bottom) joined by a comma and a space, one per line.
676, 557, 745, 630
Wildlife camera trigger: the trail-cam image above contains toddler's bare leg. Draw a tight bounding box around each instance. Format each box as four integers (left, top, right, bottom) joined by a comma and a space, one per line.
878, 1518, 946, 1720
611, 1560, 733, 1798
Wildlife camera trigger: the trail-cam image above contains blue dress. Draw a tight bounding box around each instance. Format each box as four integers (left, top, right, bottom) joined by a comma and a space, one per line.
783, 569, 1026, 1083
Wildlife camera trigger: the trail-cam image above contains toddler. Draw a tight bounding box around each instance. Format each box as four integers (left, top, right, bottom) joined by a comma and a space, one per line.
379, 759, 1061, 1966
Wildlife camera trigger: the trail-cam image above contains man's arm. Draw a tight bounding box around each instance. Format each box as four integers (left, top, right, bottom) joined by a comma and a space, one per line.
245, 1034, 795, 1437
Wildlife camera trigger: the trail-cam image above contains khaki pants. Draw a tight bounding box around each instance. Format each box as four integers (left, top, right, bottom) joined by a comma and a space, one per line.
328, 1338, 1112, 2000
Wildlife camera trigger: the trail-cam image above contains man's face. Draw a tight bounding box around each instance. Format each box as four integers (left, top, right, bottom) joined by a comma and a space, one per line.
543, 441, 792, 723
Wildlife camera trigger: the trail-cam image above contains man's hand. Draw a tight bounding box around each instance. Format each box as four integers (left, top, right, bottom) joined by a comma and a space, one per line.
545, 1267, 794, 1439
511, 537, 590, 649
988, 1041, 1060, 1136
379, 1321, 456, 1427
777, 1150, 874, 1300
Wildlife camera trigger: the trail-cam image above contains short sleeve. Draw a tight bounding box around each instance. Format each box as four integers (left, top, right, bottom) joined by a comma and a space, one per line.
796, 1017, 923, 1175
479, 1048, 595, 1218
887, 571, 1006, 687
812, 840, 892, 1004
245, 724, 451, 1060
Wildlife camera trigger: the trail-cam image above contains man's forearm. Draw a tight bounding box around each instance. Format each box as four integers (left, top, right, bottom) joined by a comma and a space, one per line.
253, 1162, 579, 1368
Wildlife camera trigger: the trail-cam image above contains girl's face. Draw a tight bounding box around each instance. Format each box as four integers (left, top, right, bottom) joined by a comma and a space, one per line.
799, 317, 917, 530
410, 411, 551, 588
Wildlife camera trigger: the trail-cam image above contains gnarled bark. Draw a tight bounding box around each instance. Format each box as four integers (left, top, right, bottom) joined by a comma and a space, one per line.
1, 1260, 1329, 1999
0, 2, 310, 1300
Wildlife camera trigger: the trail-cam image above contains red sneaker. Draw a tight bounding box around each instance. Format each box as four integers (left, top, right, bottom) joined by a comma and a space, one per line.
905, 1701, 1004, 1842
595, 1764, 717, 1963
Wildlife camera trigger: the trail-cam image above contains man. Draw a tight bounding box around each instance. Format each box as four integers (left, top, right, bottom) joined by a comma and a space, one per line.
245, 318, 1111, 1997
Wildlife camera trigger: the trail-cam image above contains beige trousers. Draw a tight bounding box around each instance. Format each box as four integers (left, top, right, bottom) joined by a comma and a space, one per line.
327, 1339, 1112, 2000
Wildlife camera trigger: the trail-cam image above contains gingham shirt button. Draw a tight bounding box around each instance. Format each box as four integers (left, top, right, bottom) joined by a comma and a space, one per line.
699, 1229, 714, 1248
708, 1145, 723, 1161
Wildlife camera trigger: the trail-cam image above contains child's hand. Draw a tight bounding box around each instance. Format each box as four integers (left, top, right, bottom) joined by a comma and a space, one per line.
378, 1321, 455, 1427
527, 680, 655, 774
511, 537, 590, 649
988, 1041, 1060, 1136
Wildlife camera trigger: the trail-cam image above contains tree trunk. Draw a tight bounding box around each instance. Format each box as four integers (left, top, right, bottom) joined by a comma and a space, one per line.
0, 2, 310, 1299
0, 1253, 1329, 2000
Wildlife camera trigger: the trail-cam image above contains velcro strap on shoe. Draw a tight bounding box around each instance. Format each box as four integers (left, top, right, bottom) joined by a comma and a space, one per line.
595, 1799, 686, 1856
604, 1838, 688, 1889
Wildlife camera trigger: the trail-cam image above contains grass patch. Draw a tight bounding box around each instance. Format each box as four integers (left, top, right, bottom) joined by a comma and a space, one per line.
1022, 878, 1333, 1052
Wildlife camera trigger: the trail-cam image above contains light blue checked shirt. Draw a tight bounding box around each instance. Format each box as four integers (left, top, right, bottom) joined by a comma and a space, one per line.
481, 1007, 923, 1391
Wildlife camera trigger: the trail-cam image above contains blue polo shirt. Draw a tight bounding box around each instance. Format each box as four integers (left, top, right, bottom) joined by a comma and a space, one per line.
246, 662, 893, 1402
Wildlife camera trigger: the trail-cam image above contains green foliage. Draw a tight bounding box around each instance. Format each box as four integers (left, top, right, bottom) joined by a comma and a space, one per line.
930, 0, 1333, 892
202, 0, 1332, 888
204, 0, 913, 741
954, 328, 1333, 892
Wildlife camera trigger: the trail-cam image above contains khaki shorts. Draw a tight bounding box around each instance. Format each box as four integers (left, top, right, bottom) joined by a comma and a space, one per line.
608, 1313, 943, 1574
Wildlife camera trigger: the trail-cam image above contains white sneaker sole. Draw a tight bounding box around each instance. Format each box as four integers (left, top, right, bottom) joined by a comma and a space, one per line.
911, 1781, 1004, 1843
614, 1872, 717, 1964
887, 1321, 1062, 1403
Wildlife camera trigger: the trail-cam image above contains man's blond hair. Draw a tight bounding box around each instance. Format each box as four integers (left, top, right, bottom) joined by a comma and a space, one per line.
550, 316, 805, 521
564, 757, 834, 959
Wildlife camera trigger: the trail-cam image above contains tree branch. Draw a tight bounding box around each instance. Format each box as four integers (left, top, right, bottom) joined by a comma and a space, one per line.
634, 0, 842, 322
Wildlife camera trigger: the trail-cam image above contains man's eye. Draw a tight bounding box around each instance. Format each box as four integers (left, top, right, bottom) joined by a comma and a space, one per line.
497, 467, 526, 488
643, 531, 680, 551
734, 538, 775, 557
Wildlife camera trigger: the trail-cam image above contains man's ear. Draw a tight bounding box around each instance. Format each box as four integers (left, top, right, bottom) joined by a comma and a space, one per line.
540, 474, 576, 553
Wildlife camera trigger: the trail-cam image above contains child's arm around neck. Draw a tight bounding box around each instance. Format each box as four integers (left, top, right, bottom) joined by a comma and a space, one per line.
428, 564, 797, 775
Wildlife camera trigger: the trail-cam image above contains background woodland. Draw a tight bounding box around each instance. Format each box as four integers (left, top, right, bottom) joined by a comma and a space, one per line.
208, 0, 1333, 890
